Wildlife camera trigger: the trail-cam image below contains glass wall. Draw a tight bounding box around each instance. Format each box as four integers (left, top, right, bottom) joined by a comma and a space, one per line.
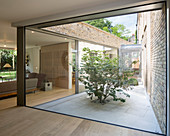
25, 29, 76, 106
0, 49, 17, 83
0, 48, 17, 101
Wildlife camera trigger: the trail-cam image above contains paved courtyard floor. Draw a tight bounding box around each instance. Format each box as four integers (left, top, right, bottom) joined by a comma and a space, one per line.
35, 85, 162, 134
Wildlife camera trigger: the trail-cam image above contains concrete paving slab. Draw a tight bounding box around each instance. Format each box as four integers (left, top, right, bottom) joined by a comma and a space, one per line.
35, 85, 162, 134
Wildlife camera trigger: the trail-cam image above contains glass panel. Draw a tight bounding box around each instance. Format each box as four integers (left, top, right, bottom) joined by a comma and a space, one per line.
0, 49, 17, 82
25, 29, 76, 106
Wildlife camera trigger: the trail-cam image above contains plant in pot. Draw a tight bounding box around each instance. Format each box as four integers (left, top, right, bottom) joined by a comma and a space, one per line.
76, 47, 135, 104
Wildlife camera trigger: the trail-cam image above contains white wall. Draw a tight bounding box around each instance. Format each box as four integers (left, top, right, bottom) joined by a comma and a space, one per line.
26, 47, 40, 73
78, 41, 103, 68
78, 41, 117, 66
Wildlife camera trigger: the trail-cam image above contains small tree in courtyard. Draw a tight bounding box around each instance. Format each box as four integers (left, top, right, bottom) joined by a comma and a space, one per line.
78, 47, 134, 104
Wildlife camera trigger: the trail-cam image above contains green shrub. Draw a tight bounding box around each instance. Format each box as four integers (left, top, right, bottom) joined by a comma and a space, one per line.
75, 48, 135, 104
128, 78, 138, 86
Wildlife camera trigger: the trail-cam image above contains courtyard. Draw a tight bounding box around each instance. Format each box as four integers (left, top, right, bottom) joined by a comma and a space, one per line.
35, 84, 161, 134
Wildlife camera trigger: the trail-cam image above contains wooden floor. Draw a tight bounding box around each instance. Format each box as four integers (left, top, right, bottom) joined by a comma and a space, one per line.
0, 86, 75, 110
0, 87, 161, 136
0, 107, 159, 136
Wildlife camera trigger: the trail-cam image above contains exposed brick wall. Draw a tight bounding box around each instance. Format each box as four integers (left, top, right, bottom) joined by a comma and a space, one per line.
150, 9, 166, 134
138, 8, 166, 133
44, 22, 132, 48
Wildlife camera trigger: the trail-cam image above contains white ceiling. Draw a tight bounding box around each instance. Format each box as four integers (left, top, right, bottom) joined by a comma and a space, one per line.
0, 0, 165, 49
0, 22, 73, 49
0, 21, 16, 48
26, 30, 73, 48
0, 0, 164, 26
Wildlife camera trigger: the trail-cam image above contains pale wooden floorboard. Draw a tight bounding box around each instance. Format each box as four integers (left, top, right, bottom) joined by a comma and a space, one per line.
0, 87, 161, 136
0, 87, 75, 110
0, 107, 159, 136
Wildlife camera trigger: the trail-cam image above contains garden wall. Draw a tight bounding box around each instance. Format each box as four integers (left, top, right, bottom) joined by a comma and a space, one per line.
137, 7, 166, 133
44, 22, 132, 48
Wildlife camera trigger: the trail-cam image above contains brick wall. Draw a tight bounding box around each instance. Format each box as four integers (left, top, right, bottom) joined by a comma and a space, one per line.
138, 8, 166, 133
44, 22, 132, 48
150, 9, 166, 133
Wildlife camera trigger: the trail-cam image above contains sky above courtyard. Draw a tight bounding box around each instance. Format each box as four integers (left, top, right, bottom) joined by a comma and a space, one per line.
106, 13, 137, 37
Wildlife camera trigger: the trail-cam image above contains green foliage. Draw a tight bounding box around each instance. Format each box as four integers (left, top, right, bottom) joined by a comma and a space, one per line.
0, 49, 17, 71
76, 48, 135, 104
85, 19, 112, 31
111, 24, 130, 41
135, 30, 137, 44
0, 71, 16, 81
128, 78, 138, 86
85, 19, 131, 41
0, 71, 16, 76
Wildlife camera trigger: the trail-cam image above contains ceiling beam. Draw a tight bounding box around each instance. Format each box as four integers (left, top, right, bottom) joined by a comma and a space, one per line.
12, 1, 165, 27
